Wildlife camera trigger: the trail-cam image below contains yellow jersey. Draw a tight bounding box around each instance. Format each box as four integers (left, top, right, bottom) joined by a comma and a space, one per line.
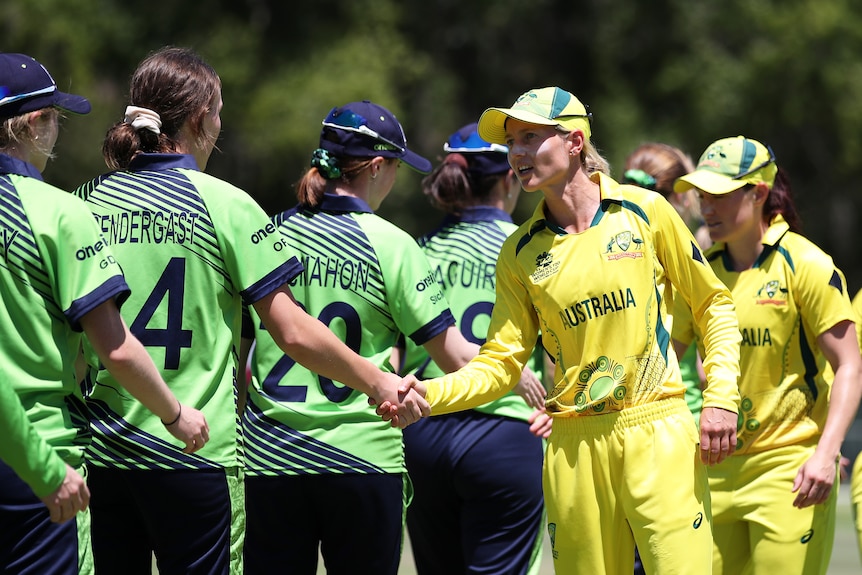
426, 172, 740, 417
674, 216, 853, 453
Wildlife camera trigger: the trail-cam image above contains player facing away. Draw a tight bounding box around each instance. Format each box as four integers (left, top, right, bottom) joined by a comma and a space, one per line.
382, 87, 743, 575
673, 136, 862, 575
0, 52, 207, 575
74, 50, 424, 575
241, 101, 542, 575
399, 122, 549, 575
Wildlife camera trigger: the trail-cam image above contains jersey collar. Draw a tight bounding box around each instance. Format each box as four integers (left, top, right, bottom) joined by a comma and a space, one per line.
441, 206, 512, 226
315, 193, 374, 214
127, 153, 199, 172
761, 214, 790, 246
706, 214, 791, 269
527, 171, 619, 235
0, 153, 43, 180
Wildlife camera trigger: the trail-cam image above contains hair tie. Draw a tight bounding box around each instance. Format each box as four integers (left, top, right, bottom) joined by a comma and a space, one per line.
623, 169, 657, 191
124, 105, 162, 135
311, 148, 342, 179
443, 153, 469, 169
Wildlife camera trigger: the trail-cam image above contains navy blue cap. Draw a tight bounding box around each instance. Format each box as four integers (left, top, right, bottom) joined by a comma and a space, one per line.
0, 53, 90, 120
319, 100, 432, 174
444, 122, 511, 177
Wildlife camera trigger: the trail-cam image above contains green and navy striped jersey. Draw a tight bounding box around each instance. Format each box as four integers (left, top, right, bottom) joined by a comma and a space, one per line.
425, 172, 741, 417
244, 194, 455, 476
400, 206, 545, 422
75, 153, 302, 471
0, 153, 129, 479
674, 215, 853, 453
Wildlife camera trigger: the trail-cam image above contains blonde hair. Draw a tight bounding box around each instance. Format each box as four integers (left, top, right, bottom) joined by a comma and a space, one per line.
557, 126, 610, 176
0, 107, 60, 160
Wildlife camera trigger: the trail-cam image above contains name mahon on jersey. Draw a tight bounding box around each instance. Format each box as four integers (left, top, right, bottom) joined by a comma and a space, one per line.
290, 254, 372, 293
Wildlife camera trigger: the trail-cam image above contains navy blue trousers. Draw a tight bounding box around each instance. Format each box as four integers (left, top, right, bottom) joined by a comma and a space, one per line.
0, 460, 78, 574
403, 411, 545, 575
88, 466, 230, 575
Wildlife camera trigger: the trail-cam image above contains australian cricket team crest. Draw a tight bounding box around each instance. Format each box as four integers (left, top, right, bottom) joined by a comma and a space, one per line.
530, 250, 561, 282
605, 230, 644, 261
755, 279, 788, 305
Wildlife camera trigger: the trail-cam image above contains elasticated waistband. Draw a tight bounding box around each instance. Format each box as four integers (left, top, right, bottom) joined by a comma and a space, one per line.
551, 397, 690, 437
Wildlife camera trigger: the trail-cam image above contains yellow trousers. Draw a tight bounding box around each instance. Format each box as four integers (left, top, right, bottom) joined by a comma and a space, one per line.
709, 444, 837, 575
544, 397, 712, 574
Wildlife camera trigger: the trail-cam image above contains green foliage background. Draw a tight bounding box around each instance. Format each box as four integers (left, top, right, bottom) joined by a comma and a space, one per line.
4, 0, 862, 291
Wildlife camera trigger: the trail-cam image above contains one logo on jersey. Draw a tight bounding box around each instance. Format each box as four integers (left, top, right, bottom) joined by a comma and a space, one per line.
573, 355, 627, 413
547, 523, 558, 559
735, 396, 761, 451
801, 529, 814, 544
693, 512, 703, 529
530, 251, 561, 282
605, 230, 644, 261
755, 279, 788, 305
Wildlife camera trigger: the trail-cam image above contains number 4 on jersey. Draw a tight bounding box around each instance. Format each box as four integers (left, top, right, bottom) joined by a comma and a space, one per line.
130, 257, 192, 370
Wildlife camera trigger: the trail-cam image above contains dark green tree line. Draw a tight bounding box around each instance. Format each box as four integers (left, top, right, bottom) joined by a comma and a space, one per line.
4, 0, 862, 289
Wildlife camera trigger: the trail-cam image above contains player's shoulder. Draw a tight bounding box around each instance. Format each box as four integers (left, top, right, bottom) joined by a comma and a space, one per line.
15, 176, 90, 214
358, 212, 418, 244
180, 169, 247, 199
775, 230, 839, 277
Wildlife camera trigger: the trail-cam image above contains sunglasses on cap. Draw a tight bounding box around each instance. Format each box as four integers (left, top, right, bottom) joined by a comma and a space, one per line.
322, 109, 405, 153
0, 85, 56, 107
731, 145, 776, 180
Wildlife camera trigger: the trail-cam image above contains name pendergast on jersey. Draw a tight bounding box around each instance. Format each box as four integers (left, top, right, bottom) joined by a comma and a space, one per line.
93, 210, 201, 246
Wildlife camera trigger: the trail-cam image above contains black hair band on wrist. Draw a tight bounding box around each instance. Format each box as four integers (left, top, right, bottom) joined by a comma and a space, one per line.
162, 403, 182, 426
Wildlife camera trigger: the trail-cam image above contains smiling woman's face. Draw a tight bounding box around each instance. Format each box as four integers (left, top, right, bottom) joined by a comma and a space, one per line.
697, 185, 760, 243
504, 118, 571, 193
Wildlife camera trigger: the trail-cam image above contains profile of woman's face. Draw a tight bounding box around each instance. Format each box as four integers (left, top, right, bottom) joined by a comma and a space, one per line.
30, 108, 60, 173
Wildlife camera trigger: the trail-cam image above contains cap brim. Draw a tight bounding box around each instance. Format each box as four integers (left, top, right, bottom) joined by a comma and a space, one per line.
477, 107, 560, 145
53, 91, 91, 115
674, 170, 747, 195
401, 149, 432, 174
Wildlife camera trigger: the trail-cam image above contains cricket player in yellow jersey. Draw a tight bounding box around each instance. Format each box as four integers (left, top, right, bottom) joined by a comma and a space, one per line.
381, 87, 743, 575
673, 136, 862, 575
848, 288, 862, 566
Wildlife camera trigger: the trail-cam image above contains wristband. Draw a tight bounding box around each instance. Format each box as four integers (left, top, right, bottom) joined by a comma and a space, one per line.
161, 403, 182, 426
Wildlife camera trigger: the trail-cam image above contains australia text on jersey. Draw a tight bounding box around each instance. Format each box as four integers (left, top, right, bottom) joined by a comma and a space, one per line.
559, 288, 637, 329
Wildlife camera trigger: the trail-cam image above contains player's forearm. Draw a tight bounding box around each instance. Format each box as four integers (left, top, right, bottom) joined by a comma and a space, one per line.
80, 302, 180, 423
425, 352, 519, 414
816, 363, 862, 461
697, 292, 742, 413
0, 383, 67, 497
254, 287, 393, 397
99, 337, 181, 422
271, 313, 383, 396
